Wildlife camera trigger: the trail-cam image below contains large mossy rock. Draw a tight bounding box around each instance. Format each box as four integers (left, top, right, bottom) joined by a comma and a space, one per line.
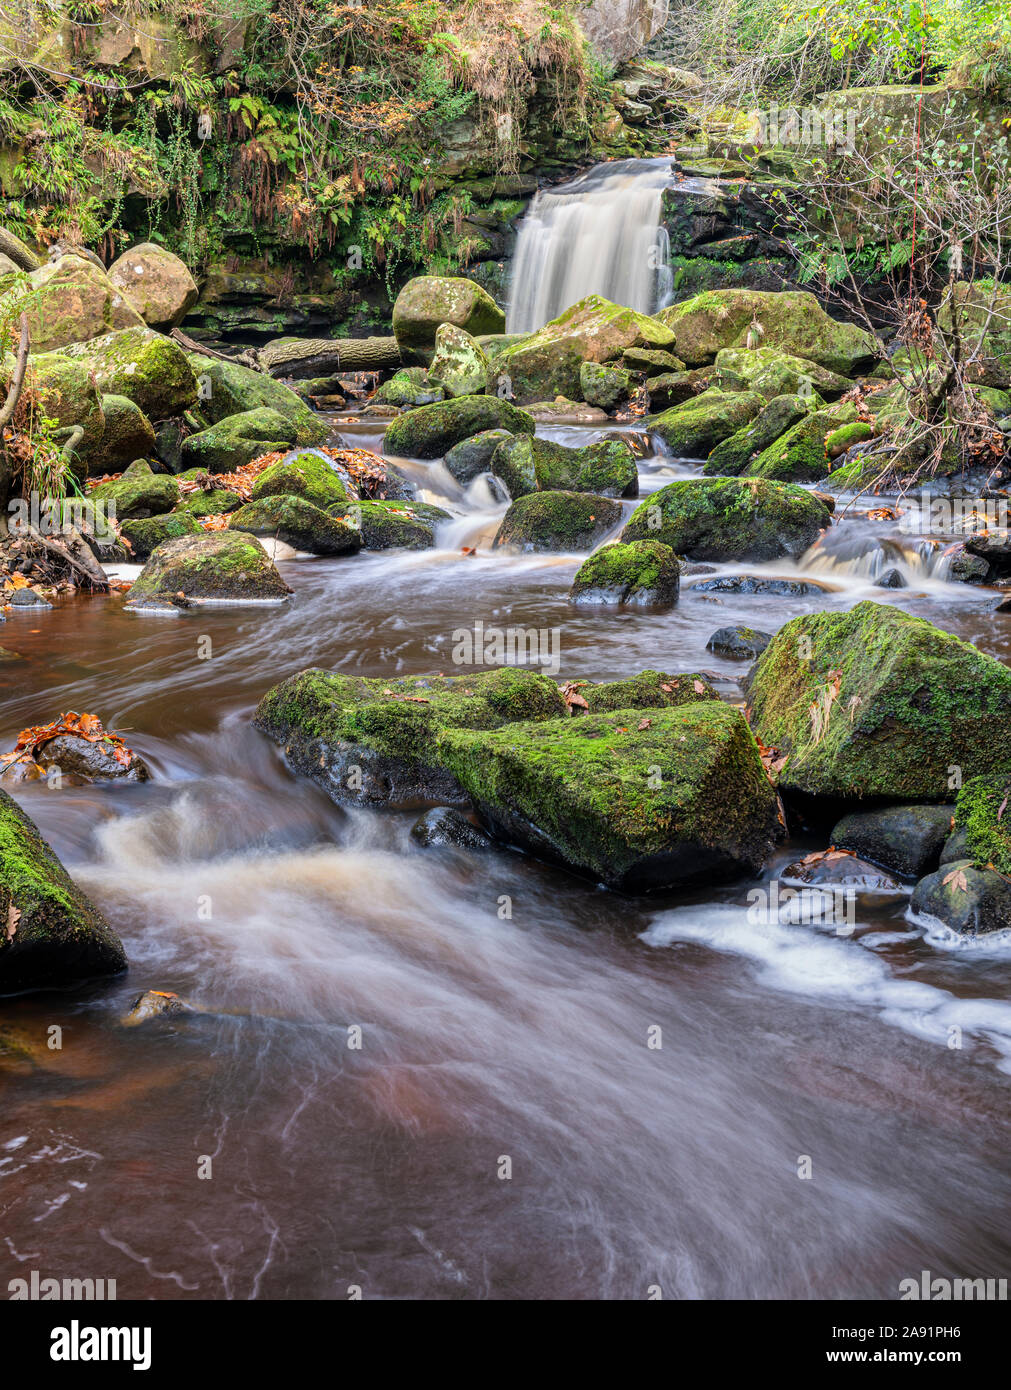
437, 700, 781, 891
108, 242, 199, 332
746, 602, 1011, 803
703, 394, 811, 476
494, 295, 675, 403
621, 476, 831, 560
26, 352, 105, 460
911, 860, 1011, 936
253, 667, 567, 807
98, 394, 157, 471
230, 496, 362, 556
713, 346, 851, 401
182, 355, 328, 446
340, 499, 450, 550
5, 254, 144, 353
950, 775, 1011, 873
125, 531, 293, 609
120, 510, 201, 559
250, 451, 352, 509
656, 290, 880, 375
648, 388, 765, 457
392, 276, 505, 351
426, 322, 489, 398
180, 408, 297, 472
569, 540, 679, 607
444, 428, 513, 484
580, 360, 632, 410
745, 404, 859, 482
490, 434, 638, 499
373, 367, 444, 409
60, 327, 198, 420
90, 458, 179, 519
383, 395, 535, 458
493, 491, 623, 552
174, 487, 242, 518
0, 787, 126, 994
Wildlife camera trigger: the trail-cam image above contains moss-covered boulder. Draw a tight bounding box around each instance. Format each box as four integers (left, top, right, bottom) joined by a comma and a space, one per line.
490, 435, 638, 499
493, 491, 623, 552
580, 670, 718, 713
230, 496, 361, 556
180, 408, 297, 472
250, 450, 352, 509
90, 458, 179, 519
383, 395, 535, 458
622, 477, 831, 561
949, 776, 1011, 873
580, 360, 632, 410
622, 346, 685, 373
444, 428, 513, 484
911, 861, 1011, 936
656, 289, 880, 375
746, 602, 1011, 803
830, 803, 954, 878
174, 487, 242, 518
4, 254, 144, 353
0, 787, 126, 994
60, 327, 197, 420
25, 351, 105, 463
436, 700, 781, 891
569, 540, 679, 606
182, 354, 328, 446
373, 367, 444, 409
125, 531, 293, 609
253, 666, 567, 807
392, 276, 505, 351
426, 322, 489, 398
120, 509, 201, 559
336, 499, 450, 550
645, 366, 724, 411
713, 347, 851, 401
494, 295, 675, 403
97, 394, 157, 471
108, 242, 199, 332
648, 388, 765, 457
746, 405, 860, 481
825, 419, 876, 459
703, 394, 811, 476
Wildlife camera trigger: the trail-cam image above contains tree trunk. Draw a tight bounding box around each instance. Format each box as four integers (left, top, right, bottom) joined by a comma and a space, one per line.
0, 228, 41, 271
259, 336, 403, 378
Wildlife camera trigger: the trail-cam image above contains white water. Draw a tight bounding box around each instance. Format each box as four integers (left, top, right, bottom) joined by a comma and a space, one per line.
507, 158, 675, 333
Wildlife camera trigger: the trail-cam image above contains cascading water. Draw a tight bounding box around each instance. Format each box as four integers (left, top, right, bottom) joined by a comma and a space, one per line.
506, 158, 675, 333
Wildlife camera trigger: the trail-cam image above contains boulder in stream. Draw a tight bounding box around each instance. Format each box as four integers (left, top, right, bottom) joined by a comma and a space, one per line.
493, 491, 623, 552
579, 360, 632, 410
383, 395, 535, 459
444, 429, 514, 484
180, 408, 298, 473
713, 347, 852, 401
707, 625, 772, 659
621, 476, 831, 561
0, 787, 127, 994
746, 602, 1011, 803
230, 496, 362, 556
125, 531, 293, 609
251, 450, 354, 509
830, 804, 954, 878
648, 388, 766, 457
490, 435, 638, 499
569, 540, 680, 607
98, 394, 157, 471
338, 499, 450, 550
911, 860, 1011, 936
746, 405, 860, 482
90, 459, 180, 520
410, 807, 493, 850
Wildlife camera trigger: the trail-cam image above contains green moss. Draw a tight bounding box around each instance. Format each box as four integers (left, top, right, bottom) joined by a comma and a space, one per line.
747, 405, 859, 481
125, 531, 292, 605
383, 395, 535, 458
569, 542, 680, 606
953, 776, 1011, 872
490, 435, 637, 499
648, 389, 766, 457
90, 458, 179, 519
621, 476, 831, 561
581, 670, 717, 712
374, 369, 444, 408
60, 327, 197, 421
180, 408, 297, 473
251, 452, 351, 509
333, 499, 449, 550
230, 496, 362, 556
175, 488, 242, 517
703, 394, 810, 477
120, 510, 200, 558
747, 602, 1011, 802
182, 355, 329, 446
494, 491, 623, 552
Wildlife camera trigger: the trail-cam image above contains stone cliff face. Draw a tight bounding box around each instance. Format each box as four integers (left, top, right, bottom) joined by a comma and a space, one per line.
580, 0, 671, 64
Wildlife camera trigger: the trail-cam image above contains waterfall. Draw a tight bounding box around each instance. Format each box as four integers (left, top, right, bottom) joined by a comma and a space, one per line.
506, 158, 675, 334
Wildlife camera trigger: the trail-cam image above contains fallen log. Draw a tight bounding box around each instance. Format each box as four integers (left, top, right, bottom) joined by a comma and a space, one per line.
170, 327, 263, 373
259, 336, 402, 379
0, 228, 40, 272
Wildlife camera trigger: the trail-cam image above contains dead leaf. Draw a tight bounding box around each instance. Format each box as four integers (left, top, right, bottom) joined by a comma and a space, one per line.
638, 718, 652, 730
942, 867, 969, 892
5, 904, 20, 942
692, 679, 706, 694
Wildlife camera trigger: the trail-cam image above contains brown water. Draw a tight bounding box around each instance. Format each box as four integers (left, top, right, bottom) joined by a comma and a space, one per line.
2, 418, 1011, 1300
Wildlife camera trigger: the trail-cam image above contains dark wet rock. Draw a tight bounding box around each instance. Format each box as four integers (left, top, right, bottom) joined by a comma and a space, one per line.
948, 548, 991, 584
444, 429, 513, 484
781, 849, 903, 892
707, 625, 772, 659
747, 601, 1011, 802
569, 540, 679, 607
911, 860, 1011, 935
8, 588, 53, 608
939, 827, 972, 864
230, 496, 362, 556
622, 476, 831, 561
125, 531, 293, 609
830, 804, 954, 878
28, 734, 149, 784
0, 787, 127, 994
410, 807, 493, 850
874, 567, 907, 589
493, 491, 623, 552
120, 990, 193, 1026
690, 576, 827, 596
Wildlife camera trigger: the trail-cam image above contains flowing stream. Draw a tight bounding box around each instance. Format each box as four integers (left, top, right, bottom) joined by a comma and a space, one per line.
507, 159, 675, 333
2, 416, 1011, 1300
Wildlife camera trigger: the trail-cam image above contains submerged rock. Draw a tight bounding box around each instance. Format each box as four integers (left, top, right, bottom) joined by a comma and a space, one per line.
830, 804, 954, 878
781, 849, 903, 893
493, 491, 623, 552
383, 395, 535, 459
490, 434, 638, 499
691, 576, 826, 596
747, 602, 1011, 802
707, 625, 772, 659
0, 787, 127, 993
120, 989, 194, 1026
29, 734, 150, 784
622, 476, 831, 561
125, 531, 293, 608
569, 540, 679, 607
410, 807, 493, 850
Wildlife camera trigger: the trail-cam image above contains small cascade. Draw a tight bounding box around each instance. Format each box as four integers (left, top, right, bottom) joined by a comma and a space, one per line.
507, 158, 675, 333
800, 530, 953, 582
